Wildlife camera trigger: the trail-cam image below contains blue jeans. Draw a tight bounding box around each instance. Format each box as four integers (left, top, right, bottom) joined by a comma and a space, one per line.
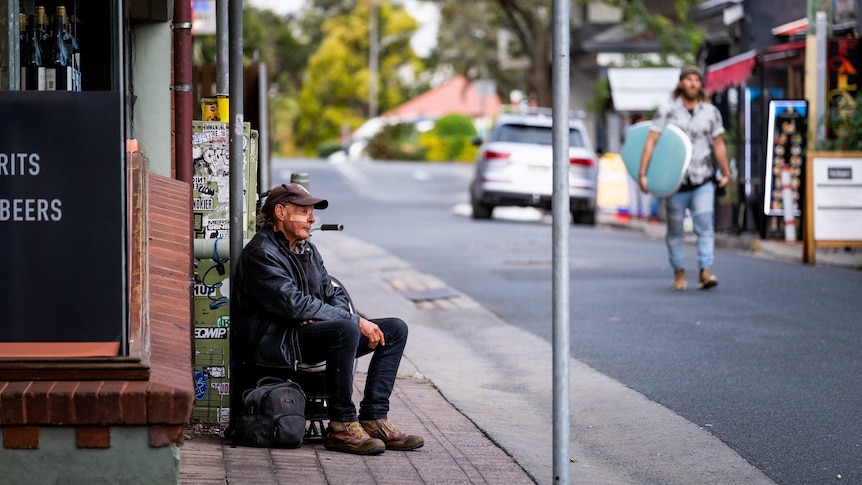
666, 181, 715, 271
298, 317, 408, 422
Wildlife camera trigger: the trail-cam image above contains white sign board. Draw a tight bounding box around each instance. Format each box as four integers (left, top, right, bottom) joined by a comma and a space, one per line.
193, 0, 217, 36
607, 68, 679, 112
813, 156, 862, 240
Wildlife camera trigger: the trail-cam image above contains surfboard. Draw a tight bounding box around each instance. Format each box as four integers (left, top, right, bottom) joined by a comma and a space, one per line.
620, 121, 692, 197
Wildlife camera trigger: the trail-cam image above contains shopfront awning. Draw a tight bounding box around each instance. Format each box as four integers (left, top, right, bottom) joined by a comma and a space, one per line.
761, 40, 806, 65
607, 68, 680, 112
705, 50, 757, 94
771, 18, 808, 37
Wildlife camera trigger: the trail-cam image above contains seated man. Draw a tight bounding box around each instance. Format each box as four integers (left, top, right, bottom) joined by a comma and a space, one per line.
230, 183, 423, 455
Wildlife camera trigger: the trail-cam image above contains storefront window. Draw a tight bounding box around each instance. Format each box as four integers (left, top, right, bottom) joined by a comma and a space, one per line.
3, 1, 124, 92
1, 0, 130, 358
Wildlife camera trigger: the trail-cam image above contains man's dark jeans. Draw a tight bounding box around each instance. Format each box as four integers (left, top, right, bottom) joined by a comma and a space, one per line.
297, 317, 407, 422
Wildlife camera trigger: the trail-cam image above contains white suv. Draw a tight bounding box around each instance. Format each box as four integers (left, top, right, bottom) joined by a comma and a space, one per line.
469, 109, 598, 224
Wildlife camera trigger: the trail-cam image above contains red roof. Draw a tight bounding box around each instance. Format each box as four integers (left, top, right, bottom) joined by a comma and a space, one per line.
382, 75, 502, 120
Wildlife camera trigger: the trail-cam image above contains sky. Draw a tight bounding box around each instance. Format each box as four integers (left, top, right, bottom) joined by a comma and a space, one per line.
245, 0, 440, 57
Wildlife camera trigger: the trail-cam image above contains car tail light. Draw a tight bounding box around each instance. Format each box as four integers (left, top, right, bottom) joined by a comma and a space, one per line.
569, 157, 594, 167
483, 150, 511, 160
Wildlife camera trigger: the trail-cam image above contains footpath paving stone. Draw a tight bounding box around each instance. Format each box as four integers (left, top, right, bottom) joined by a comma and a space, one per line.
179, 373, 534, 484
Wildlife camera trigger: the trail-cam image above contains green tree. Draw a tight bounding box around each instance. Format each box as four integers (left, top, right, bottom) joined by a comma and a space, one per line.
366, 122, 426, 161
193, 7, 311, 156
419, 114, 479, 162
297, 0, 357, 53
194, 7, 309, 92
294, 1, 422, 154
432, 1, 524, 102
432, 0, 704, 106
430, 0, 554, 106
612, 0, 704, 66
818, 94, 862, 151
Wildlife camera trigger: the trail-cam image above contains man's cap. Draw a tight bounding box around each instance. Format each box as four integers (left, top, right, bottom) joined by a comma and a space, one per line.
679, 65, 703, 82
263, 183, 329, 210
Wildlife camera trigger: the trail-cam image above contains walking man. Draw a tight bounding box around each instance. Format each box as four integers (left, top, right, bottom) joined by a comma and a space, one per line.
638, 66, 731, 290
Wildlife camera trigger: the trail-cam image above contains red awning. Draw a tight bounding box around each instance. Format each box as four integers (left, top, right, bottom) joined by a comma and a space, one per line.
762, 40, 807, 55
760, 40, 806, 67
705, 50, 757, 94
771, 18, 808, 36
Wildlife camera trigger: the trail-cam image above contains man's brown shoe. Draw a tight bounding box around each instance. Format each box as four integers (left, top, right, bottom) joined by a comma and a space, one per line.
324, 421, 386, 455
360, 418, 424, 451
671, 269, 686, 290
698, 268, 718, 290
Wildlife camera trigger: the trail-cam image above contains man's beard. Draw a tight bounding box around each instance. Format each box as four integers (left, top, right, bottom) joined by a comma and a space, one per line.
681, 87, 701, 101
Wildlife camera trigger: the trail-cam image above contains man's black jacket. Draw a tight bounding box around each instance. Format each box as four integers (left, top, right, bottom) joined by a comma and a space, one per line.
230, 227, 357, 368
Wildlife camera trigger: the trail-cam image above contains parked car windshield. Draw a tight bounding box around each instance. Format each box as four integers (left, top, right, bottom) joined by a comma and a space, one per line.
496, 124, 585, 148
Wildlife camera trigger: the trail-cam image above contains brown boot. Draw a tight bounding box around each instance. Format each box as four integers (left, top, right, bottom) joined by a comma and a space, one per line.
671, 269, 686, 290
324, 421, 386, 455
698, 268, 718, 290
360, 418, 424, 451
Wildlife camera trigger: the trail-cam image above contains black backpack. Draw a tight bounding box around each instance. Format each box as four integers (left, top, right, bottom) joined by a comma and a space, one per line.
233, 377, 307, 448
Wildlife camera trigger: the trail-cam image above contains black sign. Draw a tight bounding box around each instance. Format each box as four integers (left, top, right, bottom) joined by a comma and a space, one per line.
0, 92, 125, 355
828, 167, 853, 180
764, 100, 807, 216
827, 38, 862, 140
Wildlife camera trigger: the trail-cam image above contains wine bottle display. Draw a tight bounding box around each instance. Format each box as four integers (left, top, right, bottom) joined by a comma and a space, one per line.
19, 5, 81, 92
57, 6, 81, 91
19, 13, 27, 68
36, 6, 47, 40
46, 14, 72, 91
21, 14, 46, 91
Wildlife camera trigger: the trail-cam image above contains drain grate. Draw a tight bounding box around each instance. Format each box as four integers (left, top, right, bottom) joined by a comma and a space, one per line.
400, 287, 460, 302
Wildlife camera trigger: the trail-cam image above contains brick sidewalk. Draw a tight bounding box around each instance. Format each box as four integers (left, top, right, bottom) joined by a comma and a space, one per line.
179, 374, 534, 484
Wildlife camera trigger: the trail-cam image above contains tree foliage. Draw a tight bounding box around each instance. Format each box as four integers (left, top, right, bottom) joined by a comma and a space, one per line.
419, 114, 479, 162
193, 7, 310, 156
366, 122, 426, 161
818, 94, 862, 151
611, 0, 705, 65
433, 1, 525, 103
294, 1, 423, 154
433, 0, 705, 106
430, 0, 554, 106
194, 7, 309, 93
297, 0, 357, 54
493, 0, 553, 107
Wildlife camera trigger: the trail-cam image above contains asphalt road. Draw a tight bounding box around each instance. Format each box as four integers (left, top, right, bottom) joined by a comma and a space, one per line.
271, 158, 862, 485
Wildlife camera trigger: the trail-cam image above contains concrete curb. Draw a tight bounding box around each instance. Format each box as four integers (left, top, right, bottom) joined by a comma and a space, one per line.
595, 212, 862, 271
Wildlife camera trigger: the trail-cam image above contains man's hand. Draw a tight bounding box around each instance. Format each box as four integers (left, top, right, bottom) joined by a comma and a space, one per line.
638, 174, 648, 193
358, 317, 385, 348
713, 134, 731, 189
638, 130, 660, 194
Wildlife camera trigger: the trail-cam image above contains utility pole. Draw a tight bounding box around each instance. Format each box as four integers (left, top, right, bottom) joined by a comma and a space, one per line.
551, 0, 571, 483
815, 11, 828, 143
229, 0, 244, 267
369, 0, 379, 119
216, 0, 229, 95
806, 0, 831, 144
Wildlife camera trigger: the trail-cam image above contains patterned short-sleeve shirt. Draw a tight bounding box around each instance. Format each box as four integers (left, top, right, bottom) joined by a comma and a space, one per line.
650, 97, 725, 186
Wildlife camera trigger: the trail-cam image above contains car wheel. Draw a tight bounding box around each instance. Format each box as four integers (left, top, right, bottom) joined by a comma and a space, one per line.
472, 201, 494, 219
571, 209, 596, 226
